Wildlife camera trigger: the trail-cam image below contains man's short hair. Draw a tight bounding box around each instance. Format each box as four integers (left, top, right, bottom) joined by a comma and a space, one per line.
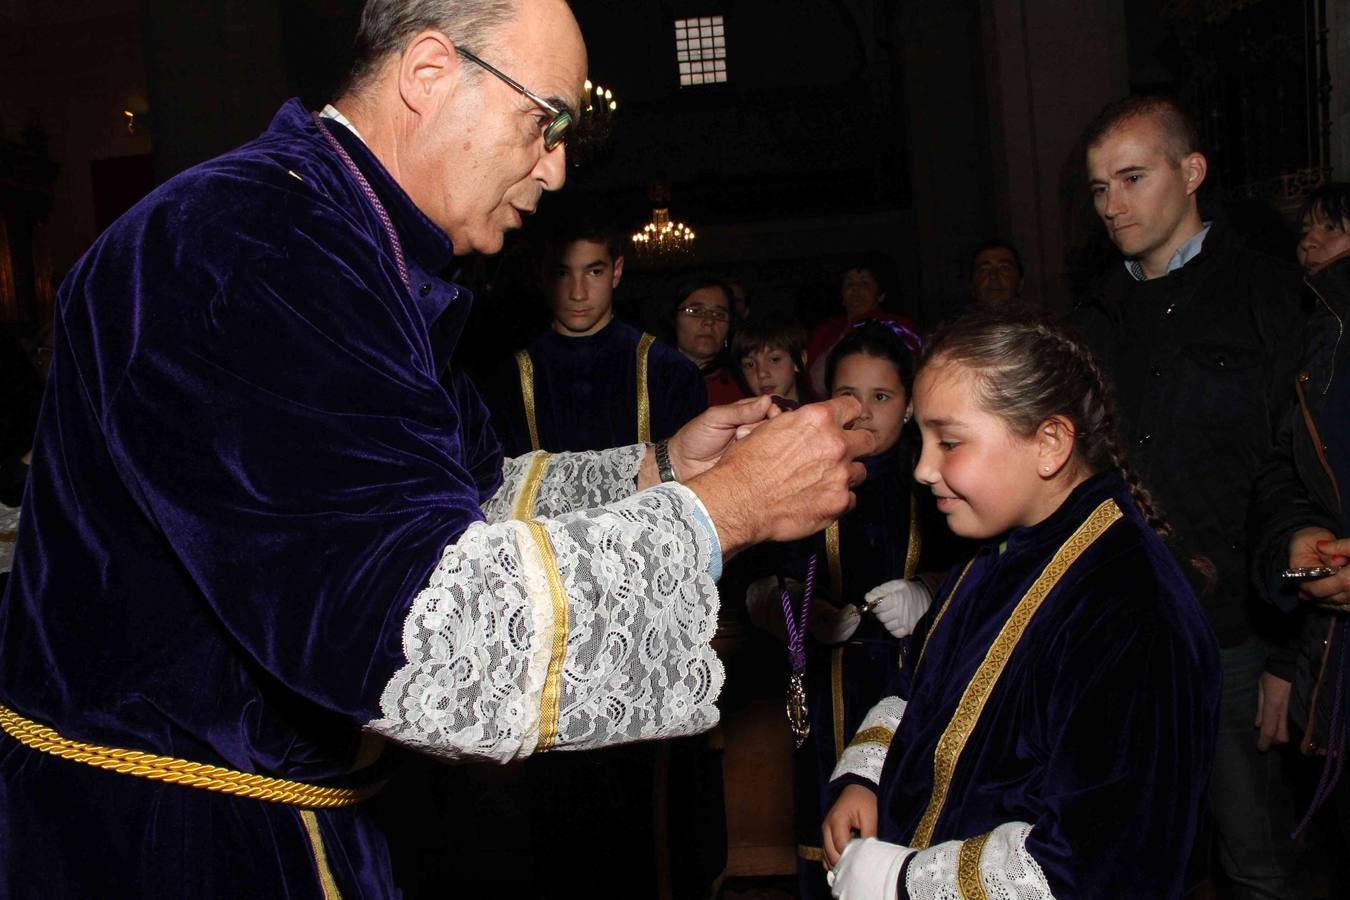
1082, 95, 1202, 165
541, 204, 625, 263
342, 0, 516, 97
971, 239, 1024, 277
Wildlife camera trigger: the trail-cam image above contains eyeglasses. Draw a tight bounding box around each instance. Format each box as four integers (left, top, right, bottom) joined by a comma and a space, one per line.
679, 305, 731, 322
455, 46, 573, 151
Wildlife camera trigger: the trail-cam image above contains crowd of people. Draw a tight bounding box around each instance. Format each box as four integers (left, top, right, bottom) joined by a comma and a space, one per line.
1, 1, 1349, 899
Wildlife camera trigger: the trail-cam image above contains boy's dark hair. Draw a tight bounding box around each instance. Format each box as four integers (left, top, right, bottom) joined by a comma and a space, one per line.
971, 239, 1024, 277
1082, 95, 1202, 165
730, 314, 809, 398
1298, 182, 1350, 228
824, 320, 916, 397
540, 202, 624, 262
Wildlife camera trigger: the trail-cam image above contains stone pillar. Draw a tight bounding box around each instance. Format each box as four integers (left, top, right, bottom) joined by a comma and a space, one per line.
898, 0, 999, 326
980, 0, 1129, 311
1329, 0, 1350, 179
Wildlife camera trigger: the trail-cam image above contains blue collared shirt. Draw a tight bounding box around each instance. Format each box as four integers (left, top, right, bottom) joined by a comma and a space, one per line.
1125, 221, 1212, 281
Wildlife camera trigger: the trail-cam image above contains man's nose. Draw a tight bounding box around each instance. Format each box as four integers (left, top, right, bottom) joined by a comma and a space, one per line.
535, 144, 567, 192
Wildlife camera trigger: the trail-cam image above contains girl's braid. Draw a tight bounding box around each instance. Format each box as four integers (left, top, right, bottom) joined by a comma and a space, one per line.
1037, 323, 1216, 591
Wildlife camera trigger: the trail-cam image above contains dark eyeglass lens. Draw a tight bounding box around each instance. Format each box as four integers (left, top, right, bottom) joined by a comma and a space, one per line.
543, 112, 571, 150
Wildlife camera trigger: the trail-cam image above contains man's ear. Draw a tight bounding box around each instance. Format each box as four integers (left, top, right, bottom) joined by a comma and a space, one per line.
1181, 151, 1208, 196
1037, 415, 1076, 478
398, 30, 458, 115
611, 254, 625, 289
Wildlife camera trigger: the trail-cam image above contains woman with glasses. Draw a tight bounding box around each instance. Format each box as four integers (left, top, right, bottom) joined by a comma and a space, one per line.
671, 276, 746, 406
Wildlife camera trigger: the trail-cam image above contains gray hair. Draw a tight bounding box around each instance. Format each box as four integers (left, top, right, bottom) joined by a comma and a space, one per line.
342, 0, 518, 96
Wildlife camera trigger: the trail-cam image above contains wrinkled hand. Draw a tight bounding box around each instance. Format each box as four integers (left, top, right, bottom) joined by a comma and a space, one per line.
686, 396, 877, 557
666, 395, 777, 481
863, 579, 932, 639
1254, 672, 1291, 751
1289, 528, 1350, 611
823, 783, 879, 868
826, 837, 910, 900
809, 598, 861, 645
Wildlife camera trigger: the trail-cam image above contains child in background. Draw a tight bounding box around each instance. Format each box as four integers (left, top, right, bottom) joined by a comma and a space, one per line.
746, 320, 962, 900
731, 314, 812, 404
823, 308, 1220, 900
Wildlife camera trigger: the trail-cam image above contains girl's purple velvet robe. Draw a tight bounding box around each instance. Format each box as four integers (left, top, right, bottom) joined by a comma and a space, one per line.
832, 472, 1220, 898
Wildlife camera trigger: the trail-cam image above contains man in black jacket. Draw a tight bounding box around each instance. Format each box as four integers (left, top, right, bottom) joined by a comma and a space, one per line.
1074, 95, 1306, 899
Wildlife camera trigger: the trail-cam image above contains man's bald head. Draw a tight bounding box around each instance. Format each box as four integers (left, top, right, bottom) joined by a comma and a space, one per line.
342, 0, 518, 98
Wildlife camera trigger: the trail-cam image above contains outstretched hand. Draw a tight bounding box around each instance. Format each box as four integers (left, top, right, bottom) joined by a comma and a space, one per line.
666, 395, 778, 480
685, 396, 878, 558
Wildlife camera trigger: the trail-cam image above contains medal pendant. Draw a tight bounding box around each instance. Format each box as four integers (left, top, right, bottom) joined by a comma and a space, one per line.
786, 672, 810, 749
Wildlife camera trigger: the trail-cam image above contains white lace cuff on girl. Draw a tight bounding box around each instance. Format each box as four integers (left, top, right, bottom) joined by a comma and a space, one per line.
903, 822, 1053, 900
370, 482, 724, 763
831, 695, 907, 785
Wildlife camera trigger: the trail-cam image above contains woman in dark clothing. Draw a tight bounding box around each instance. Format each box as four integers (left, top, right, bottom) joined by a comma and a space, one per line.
1253, 183, 1350, 889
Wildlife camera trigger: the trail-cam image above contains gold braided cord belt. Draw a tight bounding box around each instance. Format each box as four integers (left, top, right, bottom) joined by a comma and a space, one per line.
0, 703, 382, 809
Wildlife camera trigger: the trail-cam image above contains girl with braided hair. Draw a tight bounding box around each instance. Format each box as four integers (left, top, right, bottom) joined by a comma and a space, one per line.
822, 307, 1220, 899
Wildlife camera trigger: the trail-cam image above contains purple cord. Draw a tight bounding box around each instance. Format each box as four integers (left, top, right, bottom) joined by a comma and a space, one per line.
314, 114, 412, 294
782, 553, 817, 674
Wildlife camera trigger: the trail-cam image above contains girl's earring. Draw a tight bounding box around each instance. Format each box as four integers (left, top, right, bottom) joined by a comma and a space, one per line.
1041, 465, 1051, 474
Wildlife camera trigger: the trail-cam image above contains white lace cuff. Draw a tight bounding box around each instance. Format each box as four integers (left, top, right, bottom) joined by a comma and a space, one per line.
370, 483, 724, 763
831, 695, 906, 785
904, 822, 1053, 900
481, 445, 647, 524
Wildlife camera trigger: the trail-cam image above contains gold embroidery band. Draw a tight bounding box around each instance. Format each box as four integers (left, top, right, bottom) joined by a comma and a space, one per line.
904, 490, 922, 578
514, 350, 541, 452
797, 844, 825, 862
910, 498, 1122, 849
525, 521, 569, 750
0, 703, 379, 809
512, 452, 552, 521
636, 333, 655, 444
956, 831, 992, 900
299, 809, 343, 900
832, 646, 846, 759
0, 530, 15, 544
847, 725, 893, 748
825, 521, 843, 608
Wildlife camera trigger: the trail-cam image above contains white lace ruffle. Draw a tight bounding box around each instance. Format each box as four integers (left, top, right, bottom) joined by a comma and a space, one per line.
481, 445, 646, 524
831, 695, 907, 786
905, 822, 1053, 900
369, 483, 723, 762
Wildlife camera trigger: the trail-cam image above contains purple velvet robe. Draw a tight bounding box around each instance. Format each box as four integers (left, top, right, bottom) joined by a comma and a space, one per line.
837, 472, 1220, 898
0, 101, 507, 896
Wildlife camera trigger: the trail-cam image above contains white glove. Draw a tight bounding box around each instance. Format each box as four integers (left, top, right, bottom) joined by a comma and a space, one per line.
828, 836, 911, 900
809, 597, 862, 644
745, 575, 796, 642
863, 579, 932, 639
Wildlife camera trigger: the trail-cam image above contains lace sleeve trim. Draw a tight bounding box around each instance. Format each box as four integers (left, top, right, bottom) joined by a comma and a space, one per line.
482, 445, 647, 523
904, 822, 1053, 900
831, 696, 906, 786
369, 483, 723, 763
